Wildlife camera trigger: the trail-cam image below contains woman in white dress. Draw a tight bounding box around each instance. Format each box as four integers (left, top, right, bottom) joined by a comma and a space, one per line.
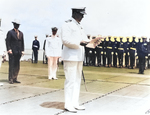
45, 27, 62, 80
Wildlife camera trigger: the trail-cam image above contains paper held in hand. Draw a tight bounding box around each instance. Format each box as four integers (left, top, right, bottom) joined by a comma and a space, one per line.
86, 37, 103, 48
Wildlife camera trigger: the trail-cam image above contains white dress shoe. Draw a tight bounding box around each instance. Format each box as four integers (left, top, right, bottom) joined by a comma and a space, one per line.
65, 107, 77, 113
74, 105, 85, 110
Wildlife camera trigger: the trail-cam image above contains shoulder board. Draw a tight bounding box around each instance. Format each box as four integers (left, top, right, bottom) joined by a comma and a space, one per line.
65, 19, 72, 23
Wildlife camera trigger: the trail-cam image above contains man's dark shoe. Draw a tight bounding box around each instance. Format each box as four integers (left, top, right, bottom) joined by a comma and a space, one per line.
14, 81, 21, 83
9, 80, 13, 84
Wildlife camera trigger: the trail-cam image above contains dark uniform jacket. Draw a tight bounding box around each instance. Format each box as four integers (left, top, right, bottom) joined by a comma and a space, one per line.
117, 41, 124, 53
6, 29, 24, 55
130, 40, 137, 51
113, 40, 119, 53
137, 42, 148, 57
102, 39, 107, 54
32, 40, 40, 50
124, 41, 130, 53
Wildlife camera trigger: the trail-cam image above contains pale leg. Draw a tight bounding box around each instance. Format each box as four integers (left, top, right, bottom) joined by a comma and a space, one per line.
48, 57, 53, 79
52, 57, 58, 79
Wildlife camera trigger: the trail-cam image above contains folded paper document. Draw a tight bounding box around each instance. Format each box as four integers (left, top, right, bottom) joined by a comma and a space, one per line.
86, 37, 103, 48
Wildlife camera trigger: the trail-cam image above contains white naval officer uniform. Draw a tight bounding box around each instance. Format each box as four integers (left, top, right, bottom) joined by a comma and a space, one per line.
45, 35, 62, 79
61, 18, 88, 109
45, 35, 62, 57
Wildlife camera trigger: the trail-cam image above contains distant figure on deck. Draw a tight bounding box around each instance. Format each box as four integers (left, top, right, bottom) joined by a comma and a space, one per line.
43, 34, 48, 64
32, 36, 40, 63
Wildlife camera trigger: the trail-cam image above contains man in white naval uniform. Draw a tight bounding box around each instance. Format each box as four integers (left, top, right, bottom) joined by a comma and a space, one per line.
61, 7, 89, 113
0, 19, 6, 86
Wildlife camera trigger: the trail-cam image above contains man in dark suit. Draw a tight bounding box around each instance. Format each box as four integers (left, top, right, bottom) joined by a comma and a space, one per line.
32, 36, 40, 63
6, 19, 24, 84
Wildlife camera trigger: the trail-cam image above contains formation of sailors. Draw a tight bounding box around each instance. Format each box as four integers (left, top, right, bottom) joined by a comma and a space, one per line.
83, 35, 150, 70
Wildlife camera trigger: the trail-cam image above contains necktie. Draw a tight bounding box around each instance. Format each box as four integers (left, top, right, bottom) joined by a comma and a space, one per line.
16, 30, 19, 39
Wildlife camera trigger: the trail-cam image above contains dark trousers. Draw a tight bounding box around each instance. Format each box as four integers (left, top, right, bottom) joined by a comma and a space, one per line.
125, 52, 129, 67
113, 52, 117, 67
118, 51, 123, 67
103, 51, 106, 66
107, 49, 112, 66
139, 56, 145, 73
96, 48, 102, 66
92, 49, 96, 66
8, 53, 21, 81
130, 50, 135, 68
33, 49, 38, 63
85, 47, 90, 65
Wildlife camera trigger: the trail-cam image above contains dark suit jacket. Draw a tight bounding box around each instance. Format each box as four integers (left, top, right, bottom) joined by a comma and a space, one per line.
6, 29, 24, 55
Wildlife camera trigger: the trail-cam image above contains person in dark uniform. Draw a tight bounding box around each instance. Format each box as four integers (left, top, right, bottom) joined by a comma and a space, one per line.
137, 37, 148, 74
136, 38, 142, 68
91, 36, 97, 66
129, 36, 137, 69
6, 19, 24, 84
148, 38, 150, 68
102, 37, 107, 67
124, 37, 130, 67
113, 37, 118, 67
142, 37, 148, 70
96, 37, 103, 66
106, 36, 113, 67
43, 34, 48, 64
84, 35, 91, 66
32, 36, 40, 63
117, 37, 124, 68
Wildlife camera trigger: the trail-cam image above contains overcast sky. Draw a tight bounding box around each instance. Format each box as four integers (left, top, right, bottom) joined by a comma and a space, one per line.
0, 0, 150, 49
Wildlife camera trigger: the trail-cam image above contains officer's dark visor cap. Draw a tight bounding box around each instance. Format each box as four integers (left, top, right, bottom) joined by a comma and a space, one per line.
72, 7, 87, 15
52, 27, 58, 31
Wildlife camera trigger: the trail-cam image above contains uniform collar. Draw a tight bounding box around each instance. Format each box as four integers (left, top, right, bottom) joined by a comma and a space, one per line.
72, 17, 80, 25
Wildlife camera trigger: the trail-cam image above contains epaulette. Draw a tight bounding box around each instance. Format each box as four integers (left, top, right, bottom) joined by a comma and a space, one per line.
65, 19, 72, 23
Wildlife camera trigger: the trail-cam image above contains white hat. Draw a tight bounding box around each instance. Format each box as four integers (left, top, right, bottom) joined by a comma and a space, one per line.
12, 19, 20, 25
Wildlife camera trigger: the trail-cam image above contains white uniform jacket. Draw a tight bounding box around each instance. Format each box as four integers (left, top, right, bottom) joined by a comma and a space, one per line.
45, 35, 62, 57
61, 18, 88, 61
0, 29, 6, 55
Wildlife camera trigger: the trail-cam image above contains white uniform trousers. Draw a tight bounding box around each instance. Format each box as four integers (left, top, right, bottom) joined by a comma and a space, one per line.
63, 61, 83, 109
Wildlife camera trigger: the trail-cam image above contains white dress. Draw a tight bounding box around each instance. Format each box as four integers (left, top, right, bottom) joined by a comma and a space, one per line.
45, 36, 62, 57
